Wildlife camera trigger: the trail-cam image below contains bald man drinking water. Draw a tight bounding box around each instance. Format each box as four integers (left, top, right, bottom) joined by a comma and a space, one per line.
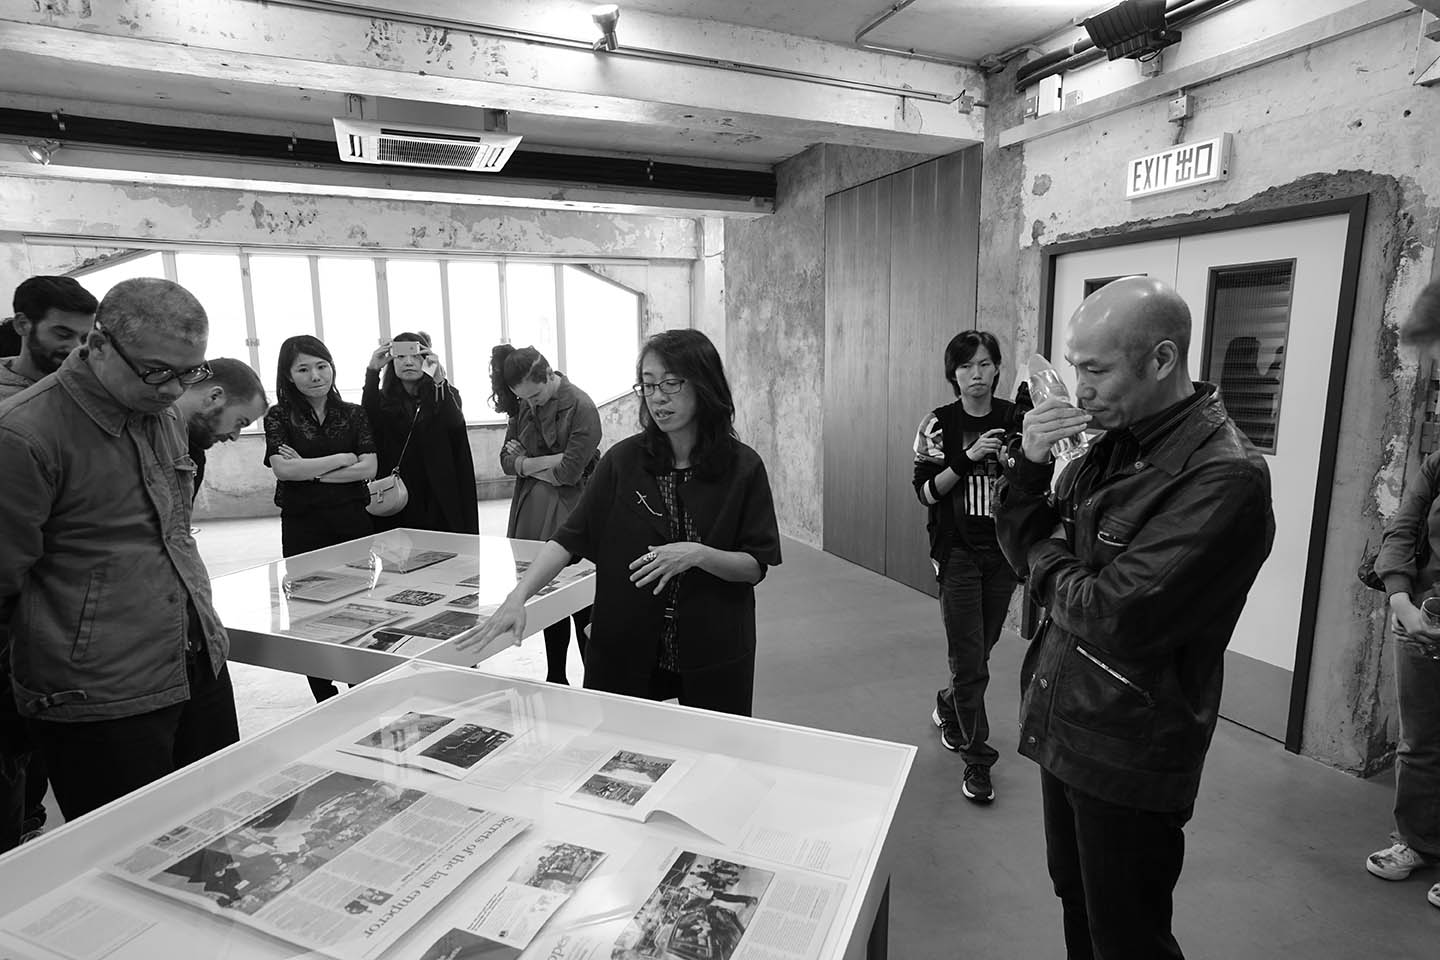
996, 276, 1275, 959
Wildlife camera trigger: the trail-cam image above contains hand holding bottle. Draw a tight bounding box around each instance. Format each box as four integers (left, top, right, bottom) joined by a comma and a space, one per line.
1024, 355, 1091, 464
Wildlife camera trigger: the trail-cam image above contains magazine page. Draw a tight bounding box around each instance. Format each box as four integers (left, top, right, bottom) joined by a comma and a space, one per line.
107, 764, 531, 960
284, 571, 374, 603
367, 610, 483, 654
345, 549, 457, 575
288, 603, 406, 644
416, 840, 608, 959
648, 755, 774, 847
334, 697, 525, 781
556, 748, 694, 823
538, 846, 845, 960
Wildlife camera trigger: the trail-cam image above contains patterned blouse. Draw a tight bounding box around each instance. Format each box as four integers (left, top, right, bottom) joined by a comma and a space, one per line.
263, 398, 376, 510
656, 468, 698, 671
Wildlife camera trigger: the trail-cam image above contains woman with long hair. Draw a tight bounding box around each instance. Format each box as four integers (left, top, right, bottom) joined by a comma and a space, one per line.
488, 344, 601, 684
912, 329, 1023, 805
362, 331, 478, 534
263, 333, 376, 702
464, 329, 781, 716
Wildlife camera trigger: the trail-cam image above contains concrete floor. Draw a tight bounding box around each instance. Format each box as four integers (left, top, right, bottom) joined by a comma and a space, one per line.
132, 510, 1440, 955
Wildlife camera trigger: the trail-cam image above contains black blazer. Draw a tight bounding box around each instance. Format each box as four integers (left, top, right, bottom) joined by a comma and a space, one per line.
554, 433, 781, 680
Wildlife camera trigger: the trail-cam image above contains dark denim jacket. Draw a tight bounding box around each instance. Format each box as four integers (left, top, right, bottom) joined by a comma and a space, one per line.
0, 350, 228, 720
996, 385, 1273, 812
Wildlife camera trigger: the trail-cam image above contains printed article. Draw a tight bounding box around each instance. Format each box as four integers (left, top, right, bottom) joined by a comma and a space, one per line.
287, 603, 405, 644
284, 571, 373, 603
337, 697, 524, 781
417, 840, 607, 959
346, 549, 457, 575
108, 763, 530, 959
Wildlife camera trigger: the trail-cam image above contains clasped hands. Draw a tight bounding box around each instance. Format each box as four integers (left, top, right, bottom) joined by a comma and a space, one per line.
629, 543, 705, 595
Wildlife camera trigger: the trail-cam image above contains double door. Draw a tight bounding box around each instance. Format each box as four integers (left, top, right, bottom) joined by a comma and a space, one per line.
1047, 212, 1354, 743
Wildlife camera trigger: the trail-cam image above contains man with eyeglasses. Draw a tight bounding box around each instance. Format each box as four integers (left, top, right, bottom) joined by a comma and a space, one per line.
0, 277, 240, 824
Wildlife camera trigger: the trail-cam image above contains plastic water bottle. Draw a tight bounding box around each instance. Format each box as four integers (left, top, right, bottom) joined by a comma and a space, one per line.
1027, 354, 1092, 463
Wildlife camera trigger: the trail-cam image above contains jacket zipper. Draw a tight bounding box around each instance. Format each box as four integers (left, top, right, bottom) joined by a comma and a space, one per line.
1075, 645, 1155, 707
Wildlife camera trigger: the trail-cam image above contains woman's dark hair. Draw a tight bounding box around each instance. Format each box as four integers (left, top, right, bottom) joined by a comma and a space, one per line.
380, 331, 436, 409
944, 330, 1002, 397
488, 344, 551, 416
637, 329, 737, 476
275, 334, 341, 415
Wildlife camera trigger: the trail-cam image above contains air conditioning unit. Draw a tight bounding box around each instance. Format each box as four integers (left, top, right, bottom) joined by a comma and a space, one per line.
332, 117, 522, 173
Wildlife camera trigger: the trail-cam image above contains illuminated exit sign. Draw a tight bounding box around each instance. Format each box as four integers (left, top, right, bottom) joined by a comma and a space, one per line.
1126, 134, 1232, 199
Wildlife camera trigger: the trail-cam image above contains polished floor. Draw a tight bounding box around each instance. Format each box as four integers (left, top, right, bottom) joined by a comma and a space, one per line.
158, 509, 1440, 956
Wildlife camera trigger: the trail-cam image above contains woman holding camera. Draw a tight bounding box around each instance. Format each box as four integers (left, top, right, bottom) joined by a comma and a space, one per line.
912, 329, 1023, 804
264, 334, 376, 702
363, 332, 478, 535
465, 330, 781, 717
489, 345, 601, 685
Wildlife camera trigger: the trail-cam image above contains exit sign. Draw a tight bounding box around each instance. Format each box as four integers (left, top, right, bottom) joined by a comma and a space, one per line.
1126, 134, 1232, 199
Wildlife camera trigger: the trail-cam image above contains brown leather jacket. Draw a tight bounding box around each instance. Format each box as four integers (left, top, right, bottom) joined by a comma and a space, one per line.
996, 384, 1273, 812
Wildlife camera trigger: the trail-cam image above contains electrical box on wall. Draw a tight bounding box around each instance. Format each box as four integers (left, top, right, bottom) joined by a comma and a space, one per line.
1024, 75, 1064, 119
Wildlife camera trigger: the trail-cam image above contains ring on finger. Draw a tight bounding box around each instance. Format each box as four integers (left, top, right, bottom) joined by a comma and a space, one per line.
642, 552, 658, 563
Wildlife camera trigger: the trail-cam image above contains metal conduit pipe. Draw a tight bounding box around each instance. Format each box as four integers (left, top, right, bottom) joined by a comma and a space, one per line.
1013, 0, 1239, 92
853, 0, 984, 67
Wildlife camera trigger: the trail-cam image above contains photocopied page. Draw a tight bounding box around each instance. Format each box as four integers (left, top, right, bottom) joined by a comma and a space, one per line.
6, 894, 153, 960
334, 696, 525, 781
283, 571, 375, 604
556, 746, 695, 823
287, 603, 406, 645
101, 763, 531, 960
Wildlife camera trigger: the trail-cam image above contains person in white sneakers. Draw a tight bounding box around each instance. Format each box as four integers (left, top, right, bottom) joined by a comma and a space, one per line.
1368, 278, 1440, 911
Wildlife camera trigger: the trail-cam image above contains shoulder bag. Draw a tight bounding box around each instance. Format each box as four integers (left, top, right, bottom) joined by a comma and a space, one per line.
366, 407, 419, 518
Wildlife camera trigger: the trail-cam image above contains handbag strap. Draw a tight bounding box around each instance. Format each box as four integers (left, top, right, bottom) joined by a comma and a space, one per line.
391, 405, 421, 476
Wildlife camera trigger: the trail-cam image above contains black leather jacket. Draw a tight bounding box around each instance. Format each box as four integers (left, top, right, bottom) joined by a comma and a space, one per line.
995, 384, 1273, 812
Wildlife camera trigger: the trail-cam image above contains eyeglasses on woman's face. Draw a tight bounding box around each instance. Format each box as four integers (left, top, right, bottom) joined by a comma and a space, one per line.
96, 321, 213, 386
632, 378, 686, 398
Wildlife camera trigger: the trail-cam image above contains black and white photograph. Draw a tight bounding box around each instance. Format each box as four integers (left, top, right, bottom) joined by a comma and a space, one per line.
449, 592, 482, 609
282, 571, 371, 603
399, 609, 483, 640
288, 602, 404, 644
385, 588, 448, 607
455, 574, 482, 588
418, 723, 513, 770
576, 750, 677, 807
419, 927, 521, 960
508, 841, 607, 895
346, 550, 457, 574
357, 711, 452, 752
612, 852, 773, 960
150, 773, 423, 916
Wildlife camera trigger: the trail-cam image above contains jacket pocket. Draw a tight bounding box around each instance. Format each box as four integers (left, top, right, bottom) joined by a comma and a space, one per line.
1053, 642, 1155, 742
173, 454, 197, 506
1091, 513, 1140, 566
71, 566, 107, 662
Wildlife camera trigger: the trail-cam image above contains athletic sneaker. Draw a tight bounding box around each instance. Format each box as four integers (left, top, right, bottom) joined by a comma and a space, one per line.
962, 764, 995, 804
1429, 883, 1440, 909
931, 706, 959, 752
1367, 841, 1435, 881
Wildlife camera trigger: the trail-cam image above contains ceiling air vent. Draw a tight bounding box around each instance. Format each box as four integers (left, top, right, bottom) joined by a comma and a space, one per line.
333, 118, 522, 172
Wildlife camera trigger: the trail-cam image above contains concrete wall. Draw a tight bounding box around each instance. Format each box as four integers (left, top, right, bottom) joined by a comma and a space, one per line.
980, 10, 1440, 773
723, 144, 936, 547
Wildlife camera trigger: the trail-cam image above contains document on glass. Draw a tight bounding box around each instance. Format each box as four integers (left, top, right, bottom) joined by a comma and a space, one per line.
416, 840, 607, 958
286, 602, 405, 644
735, 826, 863, 881
107, 763, 531, 959
7, 896, 152, 960
334, 695, 526, 781
556, 746, 694, 823
283, 570, 374, 603
345, 549, 456, 575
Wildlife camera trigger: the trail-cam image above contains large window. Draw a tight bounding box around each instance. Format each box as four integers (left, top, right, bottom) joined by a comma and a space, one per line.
61, 248, 643, 422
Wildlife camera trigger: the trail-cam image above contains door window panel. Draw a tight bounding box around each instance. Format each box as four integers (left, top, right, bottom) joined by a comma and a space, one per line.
1203, 261, 1295, 454
250, 255, 317, 398
562, 266, 640, 403
174, 252, 250, 367
317, 258, 381, 404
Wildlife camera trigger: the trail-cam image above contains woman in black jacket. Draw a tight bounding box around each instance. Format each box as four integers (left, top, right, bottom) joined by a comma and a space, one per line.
461, 329, 781, 716
362, 331, 479, 535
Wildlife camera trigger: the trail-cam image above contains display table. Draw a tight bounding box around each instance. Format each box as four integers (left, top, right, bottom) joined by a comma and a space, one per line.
0, 662, 913, 960
210, 530, 595, 683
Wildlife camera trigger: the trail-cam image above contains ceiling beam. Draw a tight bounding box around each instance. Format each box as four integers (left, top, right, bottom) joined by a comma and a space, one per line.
0, 0, 984, 154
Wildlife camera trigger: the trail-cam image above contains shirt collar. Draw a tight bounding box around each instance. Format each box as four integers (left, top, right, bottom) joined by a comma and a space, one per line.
56, 349, 161, 437
1125, 383, 1226, 475
1126, 384, 1209, 453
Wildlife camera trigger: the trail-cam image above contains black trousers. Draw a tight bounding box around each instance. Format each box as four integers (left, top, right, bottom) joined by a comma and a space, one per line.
543, 607, 592, 685
1041, 769, 1191, 960
586, 653, 756, 718
282, 503, 373, 702
935, 543, 1018, 768
25, 652, 240, 822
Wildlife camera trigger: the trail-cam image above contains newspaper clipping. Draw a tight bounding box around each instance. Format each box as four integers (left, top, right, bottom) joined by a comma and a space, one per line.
108, 763, 530, 959
418, 840, 608, 959
338, 697, 523, 781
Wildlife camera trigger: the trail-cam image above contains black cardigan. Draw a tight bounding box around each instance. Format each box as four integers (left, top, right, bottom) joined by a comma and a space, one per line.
553, 433, 781, 679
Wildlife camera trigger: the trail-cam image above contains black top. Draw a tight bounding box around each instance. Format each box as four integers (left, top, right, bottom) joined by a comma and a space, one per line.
912, 398, 1022, 562
262, 398, 375, 510
553, 434, 782, 681
189, 439, 207, 505
362, 369, 479, 535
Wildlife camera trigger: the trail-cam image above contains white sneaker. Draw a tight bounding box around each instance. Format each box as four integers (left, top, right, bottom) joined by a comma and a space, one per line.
1367, 841, 1434, 881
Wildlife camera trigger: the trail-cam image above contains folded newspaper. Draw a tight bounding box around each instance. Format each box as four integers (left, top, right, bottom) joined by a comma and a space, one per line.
108, 763, 530, 960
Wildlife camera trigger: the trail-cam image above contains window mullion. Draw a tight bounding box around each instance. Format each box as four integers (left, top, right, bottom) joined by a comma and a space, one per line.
497, 261, 510, 344
310, 256, 324, 340
439, 259, 454, 373
553, 263, 567, 372
161, 251, 177, 282
375, 258, 391, 345
238, 251, 260, 371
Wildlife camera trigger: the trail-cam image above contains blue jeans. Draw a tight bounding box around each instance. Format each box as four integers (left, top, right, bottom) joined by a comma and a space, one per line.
1042, 770, 1191, 960
1395, 636, 1440, 857
936, 542, 1018, 768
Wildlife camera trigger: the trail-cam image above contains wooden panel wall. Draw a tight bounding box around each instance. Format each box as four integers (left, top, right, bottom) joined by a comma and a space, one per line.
823, 148, 982, 594
822, 178, 892, 574
885, 151, 982, 595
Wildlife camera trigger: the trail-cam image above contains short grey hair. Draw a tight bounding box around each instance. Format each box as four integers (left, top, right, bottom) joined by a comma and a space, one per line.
96, 278, 208, 348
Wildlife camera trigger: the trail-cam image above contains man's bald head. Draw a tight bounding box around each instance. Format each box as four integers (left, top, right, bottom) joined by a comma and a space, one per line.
1069, 276, 1192, 373
1064, 276, 1196, 430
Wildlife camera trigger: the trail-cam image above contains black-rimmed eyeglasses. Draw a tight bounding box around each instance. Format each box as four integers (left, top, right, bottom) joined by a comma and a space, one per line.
97, 321, 212, 386
632, 378, 686, 398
